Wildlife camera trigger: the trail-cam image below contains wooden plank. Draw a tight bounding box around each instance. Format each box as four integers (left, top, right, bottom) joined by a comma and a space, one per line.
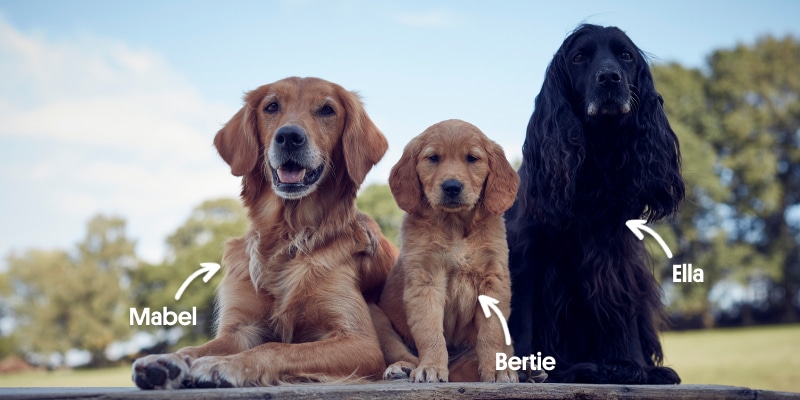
1, 383, 798, 400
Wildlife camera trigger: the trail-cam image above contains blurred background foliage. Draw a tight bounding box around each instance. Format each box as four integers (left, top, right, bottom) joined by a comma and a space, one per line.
0, 34, 798, 370
650, 34, 800, 329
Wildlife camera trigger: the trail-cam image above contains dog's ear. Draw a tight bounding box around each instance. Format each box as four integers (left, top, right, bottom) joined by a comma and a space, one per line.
389, 137, 422, 214
214, 93, 260, 177
484, 140, 519, 216
633, 60, 685, 222
340, 89, 388, 186
517, 40, 585, 226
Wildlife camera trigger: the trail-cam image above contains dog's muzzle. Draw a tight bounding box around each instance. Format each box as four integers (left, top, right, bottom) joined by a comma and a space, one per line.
587, 66, 632, 117
440, 179, 466, 209
269, 125, 324, 197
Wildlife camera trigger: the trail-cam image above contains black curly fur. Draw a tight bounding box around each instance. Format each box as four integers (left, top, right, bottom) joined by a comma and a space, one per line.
505, 24, 684, 384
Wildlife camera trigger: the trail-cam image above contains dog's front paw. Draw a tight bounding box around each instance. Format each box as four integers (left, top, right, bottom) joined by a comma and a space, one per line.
384, 361, 416, 380
187, 356, 240, 388
132, 353, 191, 390
481, 366, 518, 383
479, 355, 519, 383
410, 364, 448, 383
524, 368, 548, 383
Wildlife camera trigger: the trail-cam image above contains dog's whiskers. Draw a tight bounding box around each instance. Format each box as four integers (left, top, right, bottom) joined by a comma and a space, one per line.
628, 84, 641, 112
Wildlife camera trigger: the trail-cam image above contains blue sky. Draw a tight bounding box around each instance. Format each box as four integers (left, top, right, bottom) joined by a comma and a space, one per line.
1, 1, 798, 265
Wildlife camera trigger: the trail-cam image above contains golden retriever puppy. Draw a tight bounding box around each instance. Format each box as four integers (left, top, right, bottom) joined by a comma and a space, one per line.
370, 119, 520, 383
132, 77, 397, 389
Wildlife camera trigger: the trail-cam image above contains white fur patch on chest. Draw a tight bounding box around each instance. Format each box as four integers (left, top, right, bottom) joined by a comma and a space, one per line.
247, 231, 264, 291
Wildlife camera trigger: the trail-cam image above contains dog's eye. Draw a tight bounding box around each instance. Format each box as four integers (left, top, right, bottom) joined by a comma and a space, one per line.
620, 51, 633, 61
428, 155, 440, 163
466, 154, 479, 163
572, 54, 586, 63
317, 105, 335, 116
264, 102, 280, 113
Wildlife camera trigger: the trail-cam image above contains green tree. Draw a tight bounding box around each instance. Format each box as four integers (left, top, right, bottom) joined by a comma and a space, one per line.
5, 215, 135, 366
650, 62, 731, 327
0, 272, 16, 359
5, 249, 74, 364
651, 35, 800, 326
705, 35, 800, 323
130, 198, 248, 348
357, 184, 403, 246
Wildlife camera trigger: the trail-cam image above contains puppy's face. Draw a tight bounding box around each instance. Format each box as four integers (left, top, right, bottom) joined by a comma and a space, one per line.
414, 121, 491, 213
391, 119, 518, 216
565, 26, 642, 121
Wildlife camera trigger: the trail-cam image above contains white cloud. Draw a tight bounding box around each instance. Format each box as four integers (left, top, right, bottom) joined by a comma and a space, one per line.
3, 95, 217, 162
0, 19, 225, 160
396, 8, 461, 28
0, 18, 241, 265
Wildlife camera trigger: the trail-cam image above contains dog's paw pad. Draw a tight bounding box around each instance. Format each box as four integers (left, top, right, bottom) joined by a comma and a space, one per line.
134, 373, 154, 390
132, 353, 189, 390
165, 361, 183, 380
144, 364, 167, 386
384, 361, 416, 380
387, 371, 408, 380
195, 379, 223, 388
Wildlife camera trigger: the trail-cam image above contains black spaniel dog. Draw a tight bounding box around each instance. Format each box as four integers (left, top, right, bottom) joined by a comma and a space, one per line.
505, 24, 684, 384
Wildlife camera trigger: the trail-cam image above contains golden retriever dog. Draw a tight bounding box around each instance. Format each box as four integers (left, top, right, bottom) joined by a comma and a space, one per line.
132, 77, 397, 389
370, 119, 520, 383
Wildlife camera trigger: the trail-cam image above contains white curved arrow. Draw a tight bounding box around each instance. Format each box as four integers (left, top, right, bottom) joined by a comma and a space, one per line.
175, 262, 221, 301
478, 295, 512, 346
625, 219, 673, 259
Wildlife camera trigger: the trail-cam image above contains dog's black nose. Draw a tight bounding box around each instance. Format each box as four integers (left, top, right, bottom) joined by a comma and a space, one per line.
441, 179, 463, 198
596, 68, 621, 87
274, 126, 307, 150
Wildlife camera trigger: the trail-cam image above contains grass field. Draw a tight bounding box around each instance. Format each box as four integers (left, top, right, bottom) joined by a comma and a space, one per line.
0, 365, 133, 387
661, 324, 800, 392
0, 324, 797, 392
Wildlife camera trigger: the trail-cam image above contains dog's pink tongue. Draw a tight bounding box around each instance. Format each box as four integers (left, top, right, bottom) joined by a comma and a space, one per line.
277, 168, 304, 184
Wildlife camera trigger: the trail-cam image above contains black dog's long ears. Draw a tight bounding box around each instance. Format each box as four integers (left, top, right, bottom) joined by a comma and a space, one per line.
630, 61, 685, 222
518, 37, 585, 227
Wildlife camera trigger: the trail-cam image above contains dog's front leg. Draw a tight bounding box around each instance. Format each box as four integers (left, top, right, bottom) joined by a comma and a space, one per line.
187, 329, 385, 387
404, 266, 449, 383
369, 304, 420, 379
132, 247, 270, 389
132, 302, 269, 389
476, 267, 518, 383
132, 309, 269, 389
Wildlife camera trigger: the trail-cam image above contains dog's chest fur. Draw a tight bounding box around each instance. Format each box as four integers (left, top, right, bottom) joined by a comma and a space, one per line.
426, 222, 496, 347
246, 227, 360, 344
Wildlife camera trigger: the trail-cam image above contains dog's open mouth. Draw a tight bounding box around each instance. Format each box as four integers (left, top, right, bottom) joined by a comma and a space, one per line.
270, 161, 324, 192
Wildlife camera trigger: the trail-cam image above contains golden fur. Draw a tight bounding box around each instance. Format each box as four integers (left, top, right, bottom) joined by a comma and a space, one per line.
132, 77, 397, 389
370, 119, 520, 383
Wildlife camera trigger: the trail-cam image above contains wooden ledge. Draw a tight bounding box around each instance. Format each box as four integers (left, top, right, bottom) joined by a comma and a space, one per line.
1, 382, 798, 400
